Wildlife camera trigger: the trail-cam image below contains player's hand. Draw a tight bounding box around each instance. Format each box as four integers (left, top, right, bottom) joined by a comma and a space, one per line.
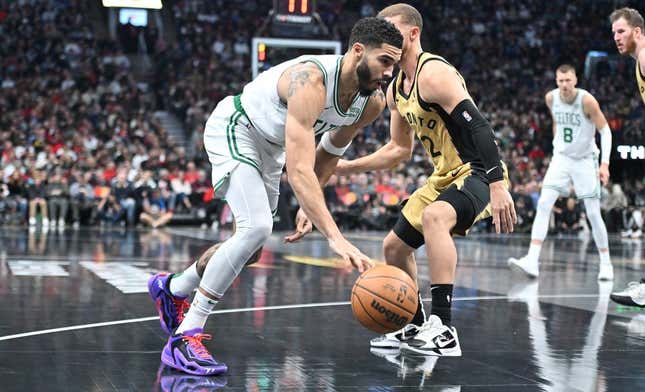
328, 236, 373, 273
334, 159, 353, 176
284, 208, 313, 243
490, 181, 516, 234
599, 163, 610, 186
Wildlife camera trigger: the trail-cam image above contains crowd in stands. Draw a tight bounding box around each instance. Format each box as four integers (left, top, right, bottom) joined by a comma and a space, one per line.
0, 0, 643, 236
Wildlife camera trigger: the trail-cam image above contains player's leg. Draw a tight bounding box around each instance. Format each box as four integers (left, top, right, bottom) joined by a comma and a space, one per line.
162, 163, 271, 375
583, 198, 613, 280
371, 194, 430, 350
402, 175, 490, 357
508, 187, 559, 278
510, 156, 569, 277
421, 200, 458, 325
572, 156, 612, 280
370, 230, 424, 350
149, 240, 264, 334
158, 95, 266, 375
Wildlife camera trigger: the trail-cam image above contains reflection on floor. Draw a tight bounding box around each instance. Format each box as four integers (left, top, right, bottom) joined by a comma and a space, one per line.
0, 227, 643, 391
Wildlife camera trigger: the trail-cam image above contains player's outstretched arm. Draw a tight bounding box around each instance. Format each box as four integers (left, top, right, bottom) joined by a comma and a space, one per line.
583, 94, 611, 185
279, 63, 373, 271
335, 81, 414, 176
315, 88, 387, 185
417, 61, 516, 233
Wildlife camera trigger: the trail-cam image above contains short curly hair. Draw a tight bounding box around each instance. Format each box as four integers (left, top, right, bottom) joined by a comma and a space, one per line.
348, 17, 403, 49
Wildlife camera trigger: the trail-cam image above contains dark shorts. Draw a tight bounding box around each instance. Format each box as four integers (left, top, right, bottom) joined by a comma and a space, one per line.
393, 174, 491, 249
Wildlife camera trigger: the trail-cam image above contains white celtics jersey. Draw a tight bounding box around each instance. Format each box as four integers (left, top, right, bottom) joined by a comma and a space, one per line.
240, 55, 370, 146
550, 88, 598, 158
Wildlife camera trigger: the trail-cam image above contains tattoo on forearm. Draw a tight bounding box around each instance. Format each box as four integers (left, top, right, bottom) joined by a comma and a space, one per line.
288, 68, 312, 98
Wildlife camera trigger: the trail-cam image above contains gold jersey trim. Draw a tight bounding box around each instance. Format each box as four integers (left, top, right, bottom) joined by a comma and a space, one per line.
637, 59, 645, 105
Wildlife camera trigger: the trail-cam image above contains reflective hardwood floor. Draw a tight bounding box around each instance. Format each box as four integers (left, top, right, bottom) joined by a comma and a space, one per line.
0, 226, 643, 391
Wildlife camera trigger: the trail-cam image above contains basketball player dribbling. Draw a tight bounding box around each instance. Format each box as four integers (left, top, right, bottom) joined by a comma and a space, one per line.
146, 17, 403, 375
337, 4, 515, 356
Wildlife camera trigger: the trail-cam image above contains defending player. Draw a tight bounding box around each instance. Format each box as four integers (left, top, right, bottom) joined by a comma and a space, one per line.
337, 4, 515, 356
508, 64, 614, 281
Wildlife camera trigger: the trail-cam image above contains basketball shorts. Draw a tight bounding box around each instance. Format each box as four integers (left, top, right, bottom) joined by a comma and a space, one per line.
393, 164, 509, 249
542, 153, 600, 199
203, 95, 284, 213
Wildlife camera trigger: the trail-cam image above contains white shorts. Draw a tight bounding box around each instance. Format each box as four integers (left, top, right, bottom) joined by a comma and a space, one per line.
203, 95, 285, 213
542, 153, 600, 199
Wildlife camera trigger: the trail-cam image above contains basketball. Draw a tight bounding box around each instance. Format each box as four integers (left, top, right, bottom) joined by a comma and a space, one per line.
351, 265, 418, 333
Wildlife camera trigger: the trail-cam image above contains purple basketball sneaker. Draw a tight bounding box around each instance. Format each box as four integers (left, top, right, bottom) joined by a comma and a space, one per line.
161, 328, 228, 376
148, 272, 190, 335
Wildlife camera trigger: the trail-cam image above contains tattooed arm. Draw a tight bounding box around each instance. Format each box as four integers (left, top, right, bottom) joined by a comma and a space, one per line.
336, 80, 415, 175
277, 62, 373, 271
277, 62, 333, 234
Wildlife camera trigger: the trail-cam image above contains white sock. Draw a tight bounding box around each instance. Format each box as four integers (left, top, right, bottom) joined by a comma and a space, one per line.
175, 290, 218, 334
527, 243, 542, 262
169, 262, 200, 297
599, 251, 611, 265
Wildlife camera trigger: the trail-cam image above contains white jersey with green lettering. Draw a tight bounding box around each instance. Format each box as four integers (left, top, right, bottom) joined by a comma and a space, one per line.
240, 54, 370, 146
550, 88, 598, 159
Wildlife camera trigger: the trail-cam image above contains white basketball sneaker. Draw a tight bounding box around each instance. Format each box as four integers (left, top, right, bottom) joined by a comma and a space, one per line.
370, 323, 421, 349
610, 279, 645, 308
508, 256, 539, 278
597, 263, 614, 281
401, 315, 462, 357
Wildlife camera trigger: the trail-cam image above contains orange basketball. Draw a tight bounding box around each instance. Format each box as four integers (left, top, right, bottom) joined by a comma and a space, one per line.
351, 264, 418, 333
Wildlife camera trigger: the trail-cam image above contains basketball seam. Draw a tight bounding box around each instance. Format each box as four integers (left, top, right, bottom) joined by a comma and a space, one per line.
353, 292, 392, 333
354, 284, 416, 315
360, 275, 415, 288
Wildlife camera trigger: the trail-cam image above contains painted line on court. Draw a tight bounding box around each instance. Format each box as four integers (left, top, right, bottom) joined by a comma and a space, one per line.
0, 293, 602, 342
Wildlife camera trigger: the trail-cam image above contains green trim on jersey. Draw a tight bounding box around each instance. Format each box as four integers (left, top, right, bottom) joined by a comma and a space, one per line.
303, 58, 328, 87
332, 57, 360, 117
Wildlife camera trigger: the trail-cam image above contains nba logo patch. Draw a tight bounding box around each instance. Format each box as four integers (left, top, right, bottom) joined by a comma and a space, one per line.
462, 111, 472, 122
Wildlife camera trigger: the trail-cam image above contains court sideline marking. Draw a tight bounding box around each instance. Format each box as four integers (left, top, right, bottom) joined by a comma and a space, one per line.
0, 293, 602, 342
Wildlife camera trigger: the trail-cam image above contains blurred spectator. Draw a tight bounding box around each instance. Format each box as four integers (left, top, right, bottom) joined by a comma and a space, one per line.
140, 188, 174, 228
602, 184, 629, 233
46, 172, 70, 227
27, 177, 48, 227
69, 172, 96, 228
97, 192, 123, 226
112, 172, 136, 226
559, 197, 583, 235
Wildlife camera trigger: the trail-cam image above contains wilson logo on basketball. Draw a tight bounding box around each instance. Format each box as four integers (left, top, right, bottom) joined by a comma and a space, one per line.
370, 299, 409, 326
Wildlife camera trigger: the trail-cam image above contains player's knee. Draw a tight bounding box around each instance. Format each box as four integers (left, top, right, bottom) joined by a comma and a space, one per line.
383, 234, 405, 260
583, 199, 602, 220
537, 197, 554, 214
237, 215, 273, 249
421, 206, 449, 232
245, 246, 263, 266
